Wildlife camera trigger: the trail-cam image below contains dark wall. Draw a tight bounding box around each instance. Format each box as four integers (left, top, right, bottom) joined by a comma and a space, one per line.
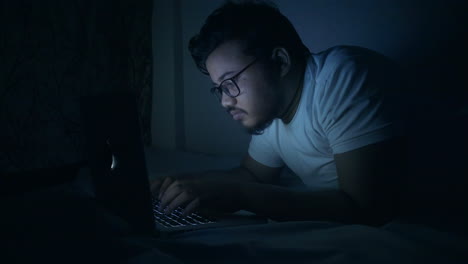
275, 0, 467, 119
0, 0, 153, 173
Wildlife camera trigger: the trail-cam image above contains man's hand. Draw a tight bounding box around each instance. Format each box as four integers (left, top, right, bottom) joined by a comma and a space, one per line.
149, 155, 281, 218
150, 173, 242, 216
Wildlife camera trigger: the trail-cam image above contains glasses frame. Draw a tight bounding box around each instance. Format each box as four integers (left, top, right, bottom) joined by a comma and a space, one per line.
210, 58, 258, 101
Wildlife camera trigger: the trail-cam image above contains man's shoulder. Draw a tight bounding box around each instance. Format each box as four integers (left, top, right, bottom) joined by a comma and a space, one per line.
316, 45, 383, 61
311, 45, 393, 80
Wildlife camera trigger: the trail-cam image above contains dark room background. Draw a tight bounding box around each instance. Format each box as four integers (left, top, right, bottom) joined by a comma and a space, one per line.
0, 2, 466, 260
1, 0, 152, 173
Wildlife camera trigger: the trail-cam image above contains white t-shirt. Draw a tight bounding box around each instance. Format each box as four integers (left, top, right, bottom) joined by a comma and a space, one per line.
248, 46, 399, 190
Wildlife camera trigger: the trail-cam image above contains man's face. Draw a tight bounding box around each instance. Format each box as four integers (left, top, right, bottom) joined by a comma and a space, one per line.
206, 40, 281, 134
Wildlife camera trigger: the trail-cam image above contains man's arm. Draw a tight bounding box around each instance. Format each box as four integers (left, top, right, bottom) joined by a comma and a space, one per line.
155, 138, 406, 224
237, 137, 407, 225
151, 154, 282, 215
335, 137, 407, 224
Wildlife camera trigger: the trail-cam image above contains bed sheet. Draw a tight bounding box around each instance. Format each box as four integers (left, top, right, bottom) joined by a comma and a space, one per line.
123, 220, 467, 264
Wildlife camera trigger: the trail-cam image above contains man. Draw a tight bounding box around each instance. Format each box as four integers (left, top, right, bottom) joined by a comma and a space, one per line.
152, 1, 406, 225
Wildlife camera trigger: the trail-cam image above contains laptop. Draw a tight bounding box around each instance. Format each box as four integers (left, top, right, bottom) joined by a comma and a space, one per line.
80, 93, 266, 236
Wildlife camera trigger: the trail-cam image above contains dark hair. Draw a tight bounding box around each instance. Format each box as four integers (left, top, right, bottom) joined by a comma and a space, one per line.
188, 0, 310, 75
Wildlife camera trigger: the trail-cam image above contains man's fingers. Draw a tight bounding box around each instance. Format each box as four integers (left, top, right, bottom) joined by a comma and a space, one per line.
159, 181, 185, 209
182, 197, 200, 216
158, 177, 175, 199
164, 191, 195, 215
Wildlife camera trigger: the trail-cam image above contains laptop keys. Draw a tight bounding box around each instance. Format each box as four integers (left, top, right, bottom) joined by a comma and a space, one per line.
152, 199, 215, 228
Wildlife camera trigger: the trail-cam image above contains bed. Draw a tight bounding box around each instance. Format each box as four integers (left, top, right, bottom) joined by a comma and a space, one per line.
3, 147, 467, 263
129, 147, 468, 264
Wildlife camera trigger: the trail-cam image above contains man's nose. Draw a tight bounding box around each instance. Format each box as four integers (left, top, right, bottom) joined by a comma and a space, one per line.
221, 93, 236, 108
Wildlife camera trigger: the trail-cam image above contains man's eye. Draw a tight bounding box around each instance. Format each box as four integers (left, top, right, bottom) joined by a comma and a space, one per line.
223, 79, 238, 90
223, 82, 235, 89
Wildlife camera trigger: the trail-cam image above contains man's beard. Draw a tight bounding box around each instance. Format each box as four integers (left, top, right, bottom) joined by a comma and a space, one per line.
246, 117, 274, 135
245, 101, 281, 135
226, 104, 277, 135
237, 79, 283, 135
245, 92, 283, 135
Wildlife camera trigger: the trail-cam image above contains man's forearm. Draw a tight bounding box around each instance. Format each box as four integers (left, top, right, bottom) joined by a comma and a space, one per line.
237, 182, 365, 224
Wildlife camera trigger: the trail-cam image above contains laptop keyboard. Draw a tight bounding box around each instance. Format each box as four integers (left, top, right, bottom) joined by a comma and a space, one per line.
152, 199, 216, 228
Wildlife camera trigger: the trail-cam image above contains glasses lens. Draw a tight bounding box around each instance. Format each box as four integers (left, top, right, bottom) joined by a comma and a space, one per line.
221, 80, 240, 97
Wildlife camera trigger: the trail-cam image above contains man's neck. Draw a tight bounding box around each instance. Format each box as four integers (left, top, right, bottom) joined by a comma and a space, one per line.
278, 62, 306, 124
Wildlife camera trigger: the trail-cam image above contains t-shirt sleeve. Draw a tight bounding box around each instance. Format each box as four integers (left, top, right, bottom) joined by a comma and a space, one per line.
318, 55, 396, 154
248, 133, 285, 168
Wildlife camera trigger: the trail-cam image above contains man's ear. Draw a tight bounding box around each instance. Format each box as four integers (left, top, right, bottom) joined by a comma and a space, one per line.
271, 47, 291, 78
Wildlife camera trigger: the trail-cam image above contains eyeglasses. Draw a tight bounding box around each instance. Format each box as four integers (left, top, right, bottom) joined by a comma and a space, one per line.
210, 58, 258, 101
